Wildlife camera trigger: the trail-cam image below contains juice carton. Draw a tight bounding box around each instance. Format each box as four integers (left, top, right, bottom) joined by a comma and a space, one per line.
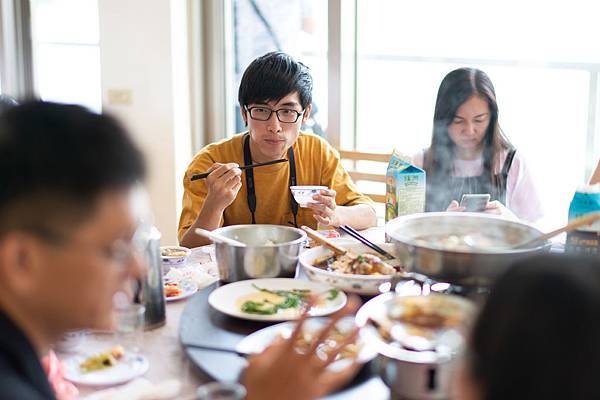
566, 184, 600, 256
385, 150, 426, 223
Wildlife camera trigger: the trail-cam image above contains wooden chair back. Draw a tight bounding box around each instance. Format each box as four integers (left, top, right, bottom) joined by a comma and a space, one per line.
338, 150, 391, 203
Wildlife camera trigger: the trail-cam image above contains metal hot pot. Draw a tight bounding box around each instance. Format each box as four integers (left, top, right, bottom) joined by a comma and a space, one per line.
356, 291, 476, 399
212, 224, 306, 282
385, 212, 550, 288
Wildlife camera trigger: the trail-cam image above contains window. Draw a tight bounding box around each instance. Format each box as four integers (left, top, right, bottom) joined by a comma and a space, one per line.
352, 0, 600, 230
210, 1, 599, 230
29, 0, 101, 111
230, 0, 328, 135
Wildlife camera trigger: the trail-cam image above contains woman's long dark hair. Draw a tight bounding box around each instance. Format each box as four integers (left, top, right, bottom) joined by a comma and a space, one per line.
468, 255, 600, 399
424, 68, 513, 200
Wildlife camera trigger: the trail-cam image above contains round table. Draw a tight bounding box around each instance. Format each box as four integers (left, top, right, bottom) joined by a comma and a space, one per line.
179, 282, 391, 399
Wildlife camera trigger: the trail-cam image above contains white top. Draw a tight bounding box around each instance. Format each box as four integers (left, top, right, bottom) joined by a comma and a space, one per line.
412, 149, 544, 223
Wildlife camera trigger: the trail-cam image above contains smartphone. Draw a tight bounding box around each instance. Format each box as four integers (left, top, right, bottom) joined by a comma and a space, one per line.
459, 194, 491, 212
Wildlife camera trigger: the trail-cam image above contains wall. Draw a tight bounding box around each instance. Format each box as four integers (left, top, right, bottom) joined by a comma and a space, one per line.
98, 0, 193, 244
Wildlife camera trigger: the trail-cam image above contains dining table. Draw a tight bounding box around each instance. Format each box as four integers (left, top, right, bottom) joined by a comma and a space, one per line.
61, 227, 392, 399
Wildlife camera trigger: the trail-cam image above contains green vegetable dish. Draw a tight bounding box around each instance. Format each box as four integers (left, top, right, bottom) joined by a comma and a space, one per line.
327, 288, 339, 301
241, 285, 312, 315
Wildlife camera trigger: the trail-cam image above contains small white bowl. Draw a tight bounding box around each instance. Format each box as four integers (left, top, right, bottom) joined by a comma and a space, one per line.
160, 246, 191, 269
290, 186, 328, 207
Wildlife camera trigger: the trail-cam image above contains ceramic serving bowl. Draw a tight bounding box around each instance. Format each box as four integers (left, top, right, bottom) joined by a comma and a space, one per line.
299, 239, 398, 295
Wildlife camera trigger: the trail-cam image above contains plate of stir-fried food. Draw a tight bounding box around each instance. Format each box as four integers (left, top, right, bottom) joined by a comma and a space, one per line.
299, 240, 404, 295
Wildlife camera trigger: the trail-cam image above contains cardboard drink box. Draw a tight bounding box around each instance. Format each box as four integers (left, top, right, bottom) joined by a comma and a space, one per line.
566, 185, 600, 256
385, 150, 426, 224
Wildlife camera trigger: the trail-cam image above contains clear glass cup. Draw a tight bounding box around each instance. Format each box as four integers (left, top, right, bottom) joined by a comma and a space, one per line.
54, 329, 87, 353
113, 303, 145, 353
196, 382, 246, 400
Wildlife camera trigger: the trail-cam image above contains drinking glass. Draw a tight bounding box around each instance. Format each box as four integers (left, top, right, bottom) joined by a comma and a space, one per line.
113, 303, 145, 353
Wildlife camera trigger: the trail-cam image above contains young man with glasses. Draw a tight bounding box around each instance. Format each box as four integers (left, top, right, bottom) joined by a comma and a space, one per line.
179, 52, 376, 247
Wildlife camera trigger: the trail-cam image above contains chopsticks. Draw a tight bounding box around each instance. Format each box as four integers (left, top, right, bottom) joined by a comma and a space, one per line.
301, 225, 348, 256
338, 225, 396, 260
190, 159, 287, 181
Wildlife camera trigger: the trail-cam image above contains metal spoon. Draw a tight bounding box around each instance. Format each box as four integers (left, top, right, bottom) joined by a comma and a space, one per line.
194, 228, 246, 247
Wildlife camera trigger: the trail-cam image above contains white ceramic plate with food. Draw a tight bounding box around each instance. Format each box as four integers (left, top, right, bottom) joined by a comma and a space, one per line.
63, 349, 149, 386
299, 240, 400, 295
164, 279, 198, 302
236, 317, 376, 370
208, 278, 347, 321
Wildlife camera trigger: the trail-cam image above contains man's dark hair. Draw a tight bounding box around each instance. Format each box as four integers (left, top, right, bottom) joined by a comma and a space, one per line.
0, 101, 146, 239
0, 95, 18, 114
238, 51, 313, 110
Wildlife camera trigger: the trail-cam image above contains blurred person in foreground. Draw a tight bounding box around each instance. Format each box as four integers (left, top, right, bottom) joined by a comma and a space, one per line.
0, 101, 360, 399
0, 101, 146, 398
0, 94, 18, 114
455, 254, 600, 399
413, 68, 542, 223
178, 52, 376, 248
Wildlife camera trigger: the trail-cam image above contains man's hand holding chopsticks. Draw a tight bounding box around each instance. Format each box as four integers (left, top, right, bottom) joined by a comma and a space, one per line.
205, 163, 242, 212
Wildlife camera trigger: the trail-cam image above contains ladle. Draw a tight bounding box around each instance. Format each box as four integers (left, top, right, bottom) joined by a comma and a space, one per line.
194, 228, 246, 247
516, 212, 600, 249
463, 212, 600, 250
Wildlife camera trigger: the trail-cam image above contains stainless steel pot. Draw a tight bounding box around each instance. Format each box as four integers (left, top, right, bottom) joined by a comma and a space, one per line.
374, 355, 456, 400
356, 292, 474, 400
385, 212, 550, 288
213, 224, 307, 282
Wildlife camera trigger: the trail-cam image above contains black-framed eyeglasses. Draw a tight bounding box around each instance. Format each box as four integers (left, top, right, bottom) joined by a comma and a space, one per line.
245, 106, 304, 123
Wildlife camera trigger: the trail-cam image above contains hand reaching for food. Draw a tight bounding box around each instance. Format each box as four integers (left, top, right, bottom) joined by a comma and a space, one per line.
242, 296, 362, 400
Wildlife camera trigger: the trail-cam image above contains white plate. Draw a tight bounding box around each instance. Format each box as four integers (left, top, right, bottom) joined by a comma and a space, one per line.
236, 317, 377, 370
63, 351, 149, 386
208, 278, 347, 321
165, 280, 198, 302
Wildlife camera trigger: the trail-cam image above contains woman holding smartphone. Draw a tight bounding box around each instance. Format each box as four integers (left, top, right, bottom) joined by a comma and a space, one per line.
412, 68, 542, 222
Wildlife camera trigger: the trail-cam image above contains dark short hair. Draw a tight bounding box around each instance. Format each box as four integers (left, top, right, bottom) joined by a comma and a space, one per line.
469, 254, 600, 399
238, 52, 313, 110
0, 95, 18, 114
0, 101, 145, 238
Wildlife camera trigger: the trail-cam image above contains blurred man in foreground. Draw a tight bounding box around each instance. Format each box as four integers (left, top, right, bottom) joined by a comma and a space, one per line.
0, 101, 359, 399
